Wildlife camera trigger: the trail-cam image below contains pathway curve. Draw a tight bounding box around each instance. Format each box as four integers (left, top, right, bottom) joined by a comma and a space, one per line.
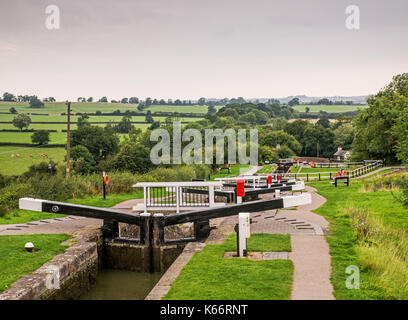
280, 187, 334, 300
205, 186, 335, 300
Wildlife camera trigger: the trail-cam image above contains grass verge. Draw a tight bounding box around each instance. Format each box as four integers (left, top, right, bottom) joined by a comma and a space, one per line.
164, 233, 293, 300
309, 178, 408, 299
0, 233, 71, 292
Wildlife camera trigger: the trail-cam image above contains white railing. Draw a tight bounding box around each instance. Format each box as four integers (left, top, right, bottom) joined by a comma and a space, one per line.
284, 160, 383, 181
132, 181, 224, 213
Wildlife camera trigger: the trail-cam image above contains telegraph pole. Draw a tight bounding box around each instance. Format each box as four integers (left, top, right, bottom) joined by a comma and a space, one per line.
316, 141, 320, 158
66, 101, 71, 176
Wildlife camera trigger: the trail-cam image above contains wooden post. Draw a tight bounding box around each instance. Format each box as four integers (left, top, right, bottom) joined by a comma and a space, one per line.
65, 101, 71, 176
139, 213, 151, 245
152, 213, 165, 246
307, 173, 309, 182
319, 173, 321, 181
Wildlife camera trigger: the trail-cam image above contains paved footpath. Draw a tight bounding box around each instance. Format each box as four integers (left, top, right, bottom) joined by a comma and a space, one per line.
206, 186, 335, 300
279, 187, 334, 300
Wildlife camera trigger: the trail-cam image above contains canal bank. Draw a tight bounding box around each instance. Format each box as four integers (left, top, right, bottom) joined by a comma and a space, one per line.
0, 224, 186, 300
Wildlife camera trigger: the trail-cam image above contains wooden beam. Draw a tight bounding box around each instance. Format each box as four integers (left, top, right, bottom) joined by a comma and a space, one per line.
19, 198, 141, 225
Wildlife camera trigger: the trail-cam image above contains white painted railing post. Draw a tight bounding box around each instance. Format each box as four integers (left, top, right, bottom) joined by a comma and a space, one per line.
238, 212, 250, 257
143, 187, 147, 213
176, 186, 180, 214
209, 185, 215, 207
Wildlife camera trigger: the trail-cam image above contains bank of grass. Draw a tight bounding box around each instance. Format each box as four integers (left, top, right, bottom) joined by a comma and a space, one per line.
256, 165, 276, 174
0, 233, 71, 292
210, 164, 252, 180
164, 233, 293, 300
361, 168, 395, 180
0, 190, 144, 225
309, 177, 408, 299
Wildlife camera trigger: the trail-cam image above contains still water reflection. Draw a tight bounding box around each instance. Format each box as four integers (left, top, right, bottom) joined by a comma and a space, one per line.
80, 269, 162, 300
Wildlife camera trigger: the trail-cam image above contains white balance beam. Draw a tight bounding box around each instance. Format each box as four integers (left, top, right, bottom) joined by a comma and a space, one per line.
19, 198, 44, 212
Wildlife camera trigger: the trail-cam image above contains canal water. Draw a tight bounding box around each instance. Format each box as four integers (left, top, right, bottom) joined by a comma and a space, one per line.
80, 270, 163, 300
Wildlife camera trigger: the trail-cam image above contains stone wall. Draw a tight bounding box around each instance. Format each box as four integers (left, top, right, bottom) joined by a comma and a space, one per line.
0, 226, 103, 300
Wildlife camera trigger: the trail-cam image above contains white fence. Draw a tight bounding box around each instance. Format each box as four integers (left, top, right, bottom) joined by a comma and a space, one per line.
285, 160, 383, 181
132, 181, 225, 213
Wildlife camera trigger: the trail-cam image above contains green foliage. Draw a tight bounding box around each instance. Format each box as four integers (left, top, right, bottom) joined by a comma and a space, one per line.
30, 130, 50, 145
352, 73, 408, 163
71, 124, 120, 162
28, 96, 44, 108
12, 113, 31, 131
70, 145, 95, 174
333, 123, 354, 150
9, 107, 17, 114
114, 114, 134, 133
260, 130, 301, 155
111, 142, 153, 174
145, 110, 154, 123
284, 119, 335, 158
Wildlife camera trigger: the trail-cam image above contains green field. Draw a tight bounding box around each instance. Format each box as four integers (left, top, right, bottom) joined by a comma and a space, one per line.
0, 114, 202, 123
210, 164, 252, 180
0, 146, 66, 175
0, 101, 215, 115
300, 167, 357, 174
293, 105, 367, 113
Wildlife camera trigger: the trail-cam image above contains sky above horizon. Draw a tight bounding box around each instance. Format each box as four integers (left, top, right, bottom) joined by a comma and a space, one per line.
0, 0, 407, 101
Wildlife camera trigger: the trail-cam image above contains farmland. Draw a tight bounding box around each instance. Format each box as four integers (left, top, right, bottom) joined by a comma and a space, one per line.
0, 146, 66, 175
0, 101, 213, 175
293, 104, 367, 113
0, 101, 217, 115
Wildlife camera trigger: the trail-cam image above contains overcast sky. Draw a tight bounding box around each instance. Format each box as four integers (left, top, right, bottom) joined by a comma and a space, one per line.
0, 0, 407, 101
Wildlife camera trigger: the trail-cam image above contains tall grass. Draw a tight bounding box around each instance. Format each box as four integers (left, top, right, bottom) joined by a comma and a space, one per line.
348, 206, 408, 299
0, 164, 211, 217
361, 173, 408, 192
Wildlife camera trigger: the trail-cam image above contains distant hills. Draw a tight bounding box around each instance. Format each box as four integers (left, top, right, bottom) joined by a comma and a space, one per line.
249, 95, 368, 105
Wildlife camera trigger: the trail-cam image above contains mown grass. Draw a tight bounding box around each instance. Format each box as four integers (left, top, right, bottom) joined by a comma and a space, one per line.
0, 131, 66, 144
0, 190, 144, 225
0, 233, 71, 292
210, 164, 252, 180
310, 177, 408, 299
256, 165, 276, 174
164, 233, 293, 300
300, 167, 356, 173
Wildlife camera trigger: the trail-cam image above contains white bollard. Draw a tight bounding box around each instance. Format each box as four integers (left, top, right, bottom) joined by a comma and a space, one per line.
275, 189, 281, 198
237, 196, 242, 204
238, 212, 251, 257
